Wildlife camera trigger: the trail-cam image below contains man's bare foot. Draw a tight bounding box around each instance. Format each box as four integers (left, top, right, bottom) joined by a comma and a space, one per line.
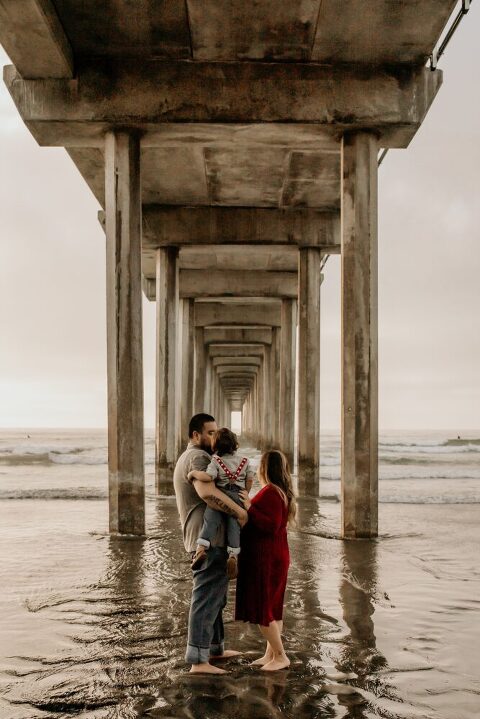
261, 656, 290, 672
209, 649, 243, 661
250, 654, 273, 666
189, 662, 227, 674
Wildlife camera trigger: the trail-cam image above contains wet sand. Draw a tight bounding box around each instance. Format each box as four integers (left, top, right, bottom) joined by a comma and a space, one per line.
1, 480, 479, 718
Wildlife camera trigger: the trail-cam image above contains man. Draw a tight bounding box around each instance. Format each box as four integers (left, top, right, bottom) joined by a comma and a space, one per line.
173, 413, 248, 674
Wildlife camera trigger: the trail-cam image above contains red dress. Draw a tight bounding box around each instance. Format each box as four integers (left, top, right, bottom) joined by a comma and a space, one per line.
235, 484, 290, 626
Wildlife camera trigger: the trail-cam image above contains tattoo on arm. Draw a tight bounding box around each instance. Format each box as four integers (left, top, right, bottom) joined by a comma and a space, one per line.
205, 494, 237, 516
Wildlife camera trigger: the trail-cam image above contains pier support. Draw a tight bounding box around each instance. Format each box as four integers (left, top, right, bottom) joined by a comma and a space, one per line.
180, 299, 195, 448
341, 131, 379, 539
271, 327, 281, 448
193, 326, 207, 414
155, 247, 179, 493
297, 249, 322, 495
279, 299, 297, 469
105, 130, 145, 535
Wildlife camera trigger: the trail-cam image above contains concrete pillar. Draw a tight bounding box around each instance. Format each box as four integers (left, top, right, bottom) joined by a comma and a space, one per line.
194, 326, 206, 414
341, 131, 379, 539
155, 246, 179, 492
105, 130, 145, 535
253, 374, 260, 448
243, 393, 250, 442
272, 327, 281, 448
280, 299, 297, 469
180, 299, 195, 448
297, 248, 322, 495
263, 345, 273, 449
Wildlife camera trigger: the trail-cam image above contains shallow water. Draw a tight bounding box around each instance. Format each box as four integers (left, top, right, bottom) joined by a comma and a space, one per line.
1, 468, 480, 718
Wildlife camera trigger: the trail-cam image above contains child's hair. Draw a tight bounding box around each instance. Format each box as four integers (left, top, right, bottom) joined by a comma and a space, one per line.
258, 450, 297, 526
213, 428, 239, 456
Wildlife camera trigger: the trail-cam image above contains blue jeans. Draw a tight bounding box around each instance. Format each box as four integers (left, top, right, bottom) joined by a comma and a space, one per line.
197, 487, 243, 555
186, 546, 229, 664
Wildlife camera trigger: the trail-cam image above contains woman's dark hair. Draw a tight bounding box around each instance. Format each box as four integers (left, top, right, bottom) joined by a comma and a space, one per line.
259, 450, 297, 526
213, 428, 239, 456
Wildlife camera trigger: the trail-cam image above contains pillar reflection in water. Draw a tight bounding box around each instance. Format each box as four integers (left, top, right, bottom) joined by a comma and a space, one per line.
338, 539, 387, 676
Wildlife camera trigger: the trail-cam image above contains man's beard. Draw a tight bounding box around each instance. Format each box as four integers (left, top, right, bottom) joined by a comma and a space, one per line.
199, 439, 213, 455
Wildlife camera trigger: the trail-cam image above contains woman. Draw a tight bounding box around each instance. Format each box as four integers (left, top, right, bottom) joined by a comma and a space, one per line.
236, 449, 296, 671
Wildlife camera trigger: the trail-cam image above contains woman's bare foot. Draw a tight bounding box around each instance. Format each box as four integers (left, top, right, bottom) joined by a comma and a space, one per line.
250, 653, 273, 666
189, 662, 228, 674
261, 656, 290, 672
209, 649, 243, 661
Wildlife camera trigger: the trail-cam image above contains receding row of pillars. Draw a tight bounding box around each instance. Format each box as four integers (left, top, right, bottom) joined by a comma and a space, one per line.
104, 128, 378, 540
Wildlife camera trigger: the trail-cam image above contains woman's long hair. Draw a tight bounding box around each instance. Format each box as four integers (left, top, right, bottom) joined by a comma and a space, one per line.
258, 450, 297, 526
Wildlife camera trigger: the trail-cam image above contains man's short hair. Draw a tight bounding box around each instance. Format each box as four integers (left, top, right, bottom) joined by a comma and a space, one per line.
189, 413, 215, 438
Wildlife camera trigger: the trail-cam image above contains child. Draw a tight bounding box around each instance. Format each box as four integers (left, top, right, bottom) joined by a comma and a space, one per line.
188, 427, 255, 579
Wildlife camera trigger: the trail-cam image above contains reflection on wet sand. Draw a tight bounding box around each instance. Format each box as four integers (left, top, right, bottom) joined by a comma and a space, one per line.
2, 494, 475, 719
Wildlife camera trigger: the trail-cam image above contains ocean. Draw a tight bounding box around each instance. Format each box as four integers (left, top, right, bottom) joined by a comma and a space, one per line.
0, 429, 479, 719
1, 428, 479, 504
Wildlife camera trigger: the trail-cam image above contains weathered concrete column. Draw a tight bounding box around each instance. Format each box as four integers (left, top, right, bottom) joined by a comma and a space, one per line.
193, 326, 207, 414
272, 327, 281, 448
253, 374, 260, 448
156, 246, 179, 492
243, 393, 251, 442
297, 249, 322, 495
180, 298, 195, 448
279, 299, 297, 469
204, 358, 213, 415
105, 130, 145, 535
262, 345, 273, 449
341, 131, 379, 539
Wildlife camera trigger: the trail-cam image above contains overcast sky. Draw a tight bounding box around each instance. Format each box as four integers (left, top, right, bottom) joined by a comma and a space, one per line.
0, 9, 479, 431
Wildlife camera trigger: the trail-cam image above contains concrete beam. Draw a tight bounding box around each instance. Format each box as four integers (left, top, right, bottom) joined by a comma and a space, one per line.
203, 327, 272, 345
182, 270, 297, 299
4, 62, 442, 148
213, 357, 262, 367
216, 366, 259, 375
209, 344, 265, 358
194, 301, 281, 328
144, 272, 296, 299
142, 206, 340, 249
0, 1, 73, 79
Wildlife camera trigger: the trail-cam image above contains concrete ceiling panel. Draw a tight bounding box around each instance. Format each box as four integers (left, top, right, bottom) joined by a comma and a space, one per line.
282, 151, 341, 209
141, 147, 209, 204
187, 0, 321, 61
204, 147, 289, 207
53, 0, 192, 59
311, 0, 457, 64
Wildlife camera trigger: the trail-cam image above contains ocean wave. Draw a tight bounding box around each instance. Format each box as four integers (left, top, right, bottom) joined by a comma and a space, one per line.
1, 488, 478, 504
318, 491, 480, 505
0, 448, 156, 467
319, 470, 480, 481
0, 488, 107, 500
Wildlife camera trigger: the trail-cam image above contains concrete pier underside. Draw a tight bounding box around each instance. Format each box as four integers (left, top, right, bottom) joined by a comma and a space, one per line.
1, 0, 456, 536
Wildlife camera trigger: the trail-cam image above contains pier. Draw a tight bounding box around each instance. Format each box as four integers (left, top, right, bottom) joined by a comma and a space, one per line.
0, 1, 464, 538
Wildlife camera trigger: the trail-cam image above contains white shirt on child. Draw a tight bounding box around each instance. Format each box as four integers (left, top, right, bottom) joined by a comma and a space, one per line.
206, 452, 256, 490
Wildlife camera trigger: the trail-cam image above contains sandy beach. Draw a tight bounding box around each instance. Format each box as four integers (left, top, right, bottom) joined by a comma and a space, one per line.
0, 430, 479, 719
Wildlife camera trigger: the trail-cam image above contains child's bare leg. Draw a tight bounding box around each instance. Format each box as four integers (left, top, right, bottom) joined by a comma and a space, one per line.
257, 621, 289, 671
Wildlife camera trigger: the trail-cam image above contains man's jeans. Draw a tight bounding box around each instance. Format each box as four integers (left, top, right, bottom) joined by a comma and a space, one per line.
186, 546, 229, 664
197, 486, 243, 556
